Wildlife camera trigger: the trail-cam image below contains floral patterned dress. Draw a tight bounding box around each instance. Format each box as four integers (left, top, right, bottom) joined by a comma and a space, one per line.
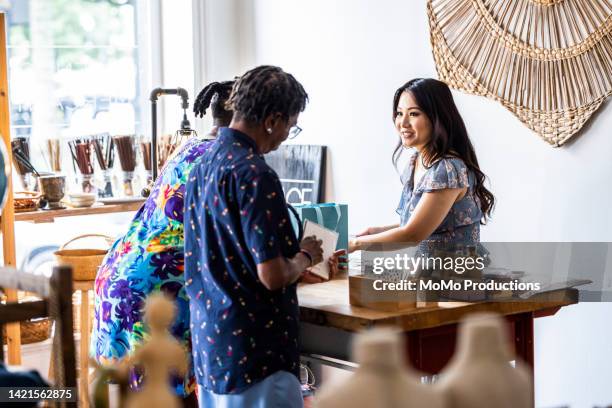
91, 137, 214, 396
397, 149, 482, 248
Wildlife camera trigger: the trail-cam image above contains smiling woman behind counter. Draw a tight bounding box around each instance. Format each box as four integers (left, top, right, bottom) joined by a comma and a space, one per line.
349, 78, 494, 252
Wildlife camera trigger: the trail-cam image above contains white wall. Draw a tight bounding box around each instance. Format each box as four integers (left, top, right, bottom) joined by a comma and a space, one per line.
202, 0, 612, 406
159, 0, 195, 135
191, 0, 255, 134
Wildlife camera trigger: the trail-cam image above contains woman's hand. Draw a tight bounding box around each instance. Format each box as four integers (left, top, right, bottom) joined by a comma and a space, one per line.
350, 224, 402, 252
301, 249, 348, 283
355, 226, 377, 237
348, 238, 360, 253
327, 249, 348, 279
350, 227, 378, 253
356, 224, 399, 237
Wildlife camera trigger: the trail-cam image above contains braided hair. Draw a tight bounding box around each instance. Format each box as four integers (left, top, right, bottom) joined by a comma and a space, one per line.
193, 80, 235, 123
228, 65, 308, 125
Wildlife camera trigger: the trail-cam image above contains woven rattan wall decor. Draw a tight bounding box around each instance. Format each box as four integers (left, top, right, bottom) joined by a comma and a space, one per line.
427, 0, 612, 146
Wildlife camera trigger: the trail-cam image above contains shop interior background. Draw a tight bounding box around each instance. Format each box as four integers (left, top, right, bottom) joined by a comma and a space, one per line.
2, 0, 612, 407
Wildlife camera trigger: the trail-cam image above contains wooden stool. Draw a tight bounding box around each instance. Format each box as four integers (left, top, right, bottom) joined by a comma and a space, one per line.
1, 265, 78, 405
50, 280, 95, 407
52, 234, 111, 407
74, 280, 95, 408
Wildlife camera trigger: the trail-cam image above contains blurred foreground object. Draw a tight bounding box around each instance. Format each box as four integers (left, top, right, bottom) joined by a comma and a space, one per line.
436, 312, 532, 408
316, 328, 445, 408
90, 358, 129, 408
125, 293, 188, 408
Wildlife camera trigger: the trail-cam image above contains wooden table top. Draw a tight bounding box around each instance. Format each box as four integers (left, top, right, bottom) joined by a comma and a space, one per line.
297, 277, 579, 332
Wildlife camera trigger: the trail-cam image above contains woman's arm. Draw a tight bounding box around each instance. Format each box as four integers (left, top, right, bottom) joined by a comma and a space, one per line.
356, 224, 400, 237
349, 188, 464, 252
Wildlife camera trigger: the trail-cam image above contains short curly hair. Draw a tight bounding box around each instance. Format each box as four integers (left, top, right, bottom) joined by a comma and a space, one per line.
228, 65, 308, 125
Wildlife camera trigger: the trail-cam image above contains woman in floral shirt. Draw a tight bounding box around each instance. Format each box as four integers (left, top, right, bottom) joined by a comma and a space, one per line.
91, 80, 234, 404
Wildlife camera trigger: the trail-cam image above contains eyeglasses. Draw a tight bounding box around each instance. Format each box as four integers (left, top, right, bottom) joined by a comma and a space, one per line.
288, 125, 302, 139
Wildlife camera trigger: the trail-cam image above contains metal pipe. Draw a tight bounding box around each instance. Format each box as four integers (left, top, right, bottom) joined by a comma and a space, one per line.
150, 99, 158, 182
144, 87, 190, 196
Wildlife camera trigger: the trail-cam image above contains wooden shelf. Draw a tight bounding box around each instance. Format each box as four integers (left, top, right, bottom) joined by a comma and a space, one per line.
13, 199, 145, 223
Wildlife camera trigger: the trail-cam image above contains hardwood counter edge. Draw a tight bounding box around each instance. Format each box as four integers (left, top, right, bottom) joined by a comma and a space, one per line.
298, 279, 579, 332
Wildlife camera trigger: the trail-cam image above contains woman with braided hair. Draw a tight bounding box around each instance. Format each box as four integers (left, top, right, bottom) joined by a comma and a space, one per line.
91, 80, 235, 407
193, 80, 235, 136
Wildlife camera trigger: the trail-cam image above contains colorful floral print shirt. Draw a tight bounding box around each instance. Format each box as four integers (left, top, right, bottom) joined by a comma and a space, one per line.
397, 149, 482, 245
184, 128, 301, 395
91, 136, 213, 396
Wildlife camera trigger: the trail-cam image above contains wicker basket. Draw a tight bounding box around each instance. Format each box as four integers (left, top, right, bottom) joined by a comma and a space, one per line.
1, 294, 53, 344
13, 191, 41, 213
2, 317, 52, 344
54, 234, 112, 281
2, 318, 52, 345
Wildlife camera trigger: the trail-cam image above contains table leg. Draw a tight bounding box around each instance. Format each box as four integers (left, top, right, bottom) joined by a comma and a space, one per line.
513, 312, 534, 367
80, 290, 90, 408
405, 324, 458, 375
512, 311, 535, 404
405, 313, 535, 376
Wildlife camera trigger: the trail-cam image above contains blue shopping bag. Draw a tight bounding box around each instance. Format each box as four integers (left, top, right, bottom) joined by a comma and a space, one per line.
290, 203, 348, 250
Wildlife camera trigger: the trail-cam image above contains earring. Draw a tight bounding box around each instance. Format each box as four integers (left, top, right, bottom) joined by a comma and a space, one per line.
266, 128, 273, 134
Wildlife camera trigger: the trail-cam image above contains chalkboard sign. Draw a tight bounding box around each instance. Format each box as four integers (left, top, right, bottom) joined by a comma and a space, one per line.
265, 144, 326, 205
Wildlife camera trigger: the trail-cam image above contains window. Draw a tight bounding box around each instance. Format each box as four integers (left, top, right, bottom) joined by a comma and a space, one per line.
1, 0, 154, 171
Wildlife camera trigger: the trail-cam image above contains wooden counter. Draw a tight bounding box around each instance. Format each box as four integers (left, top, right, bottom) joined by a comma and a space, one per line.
298, 278, 578, 332
297, 277, 578, 378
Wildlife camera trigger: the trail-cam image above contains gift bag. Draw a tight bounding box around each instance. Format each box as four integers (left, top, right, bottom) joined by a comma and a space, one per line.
291, 203, 348, 250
